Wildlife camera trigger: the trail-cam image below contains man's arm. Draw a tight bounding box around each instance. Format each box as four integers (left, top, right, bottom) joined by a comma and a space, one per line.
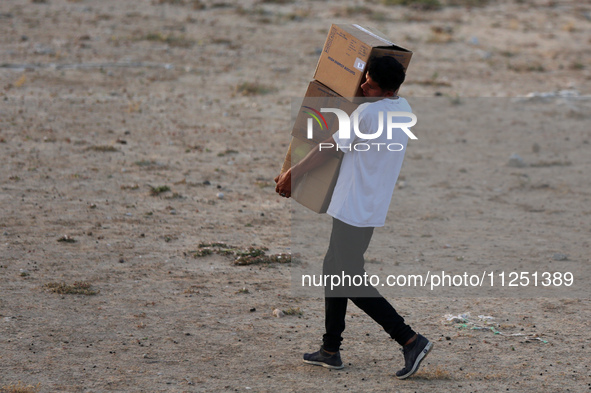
274, 136, 338, 198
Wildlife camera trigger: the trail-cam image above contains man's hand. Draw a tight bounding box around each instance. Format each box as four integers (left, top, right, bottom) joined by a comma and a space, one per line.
274, 137, 336, 200
274, 169, 292, 198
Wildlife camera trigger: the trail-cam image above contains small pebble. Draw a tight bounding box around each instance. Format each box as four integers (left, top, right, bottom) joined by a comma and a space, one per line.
507, 153, 526, 168
552, 253, 568, 261
217, 192, 224, 199
272, 309, 284, 318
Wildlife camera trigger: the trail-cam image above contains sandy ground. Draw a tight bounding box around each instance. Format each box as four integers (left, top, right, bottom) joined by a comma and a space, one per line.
1, 0, 590, 392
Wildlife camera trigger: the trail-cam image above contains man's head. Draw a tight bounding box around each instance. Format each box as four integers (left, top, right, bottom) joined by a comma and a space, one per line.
361, 56, 406, 98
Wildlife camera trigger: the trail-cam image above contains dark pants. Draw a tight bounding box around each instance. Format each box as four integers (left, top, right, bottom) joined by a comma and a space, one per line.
322, 218, 416, 352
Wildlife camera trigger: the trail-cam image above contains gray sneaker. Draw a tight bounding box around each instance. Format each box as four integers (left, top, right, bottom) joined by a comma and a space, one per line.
303, 348, 344, 370
395, 334, 433, 379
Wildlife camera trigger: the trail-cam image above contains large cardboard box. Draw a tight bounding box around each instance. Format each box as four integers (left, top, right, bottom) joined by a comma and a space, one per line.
280, 136, 342, 214
291, 80, 359, 144
281, 80, 358, 213
314, 24, 413, 99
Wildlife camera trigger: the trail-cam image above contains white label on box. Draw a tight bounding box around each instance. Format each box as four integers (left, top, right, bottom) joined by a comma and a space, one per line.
354, 58, 366, 71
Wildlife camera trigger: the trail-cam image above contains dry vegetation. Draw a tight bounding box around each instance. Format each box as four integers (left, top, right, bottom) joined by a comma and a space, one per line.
0, 382, 40, 393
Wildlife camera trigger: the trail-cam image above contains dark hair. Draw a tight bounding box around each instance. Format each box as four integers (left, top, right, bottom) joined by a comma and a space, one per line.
366, 56, 406, 92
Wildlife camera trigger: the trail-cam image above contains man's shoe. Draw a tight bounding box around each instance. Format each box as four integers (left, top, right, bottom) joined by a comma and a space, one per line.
303, 348, 344, 370
395, 334, 433, 379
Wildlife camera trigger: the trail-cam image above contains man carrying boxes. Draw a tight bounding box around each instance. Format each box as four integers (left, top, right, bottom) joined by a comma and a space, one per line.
275, 25, 433, 380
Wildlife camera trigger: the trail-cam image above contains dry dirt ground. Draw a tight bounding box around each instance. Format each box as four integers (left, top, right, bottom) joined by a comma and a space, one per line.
1, 0, 590, 392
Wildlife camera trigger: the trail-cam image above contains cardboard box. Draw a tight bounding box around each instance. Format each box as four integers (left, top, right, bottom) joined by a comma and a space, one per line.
281, 81, 357, 213
280, 136, 342, 214
291, 80, 359, 144
314, 24, 413, 99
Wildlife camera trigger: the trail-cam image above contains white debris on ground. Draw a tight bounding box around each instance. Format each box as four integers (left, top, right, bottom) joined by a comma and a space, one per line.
443, 312, 548, 343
